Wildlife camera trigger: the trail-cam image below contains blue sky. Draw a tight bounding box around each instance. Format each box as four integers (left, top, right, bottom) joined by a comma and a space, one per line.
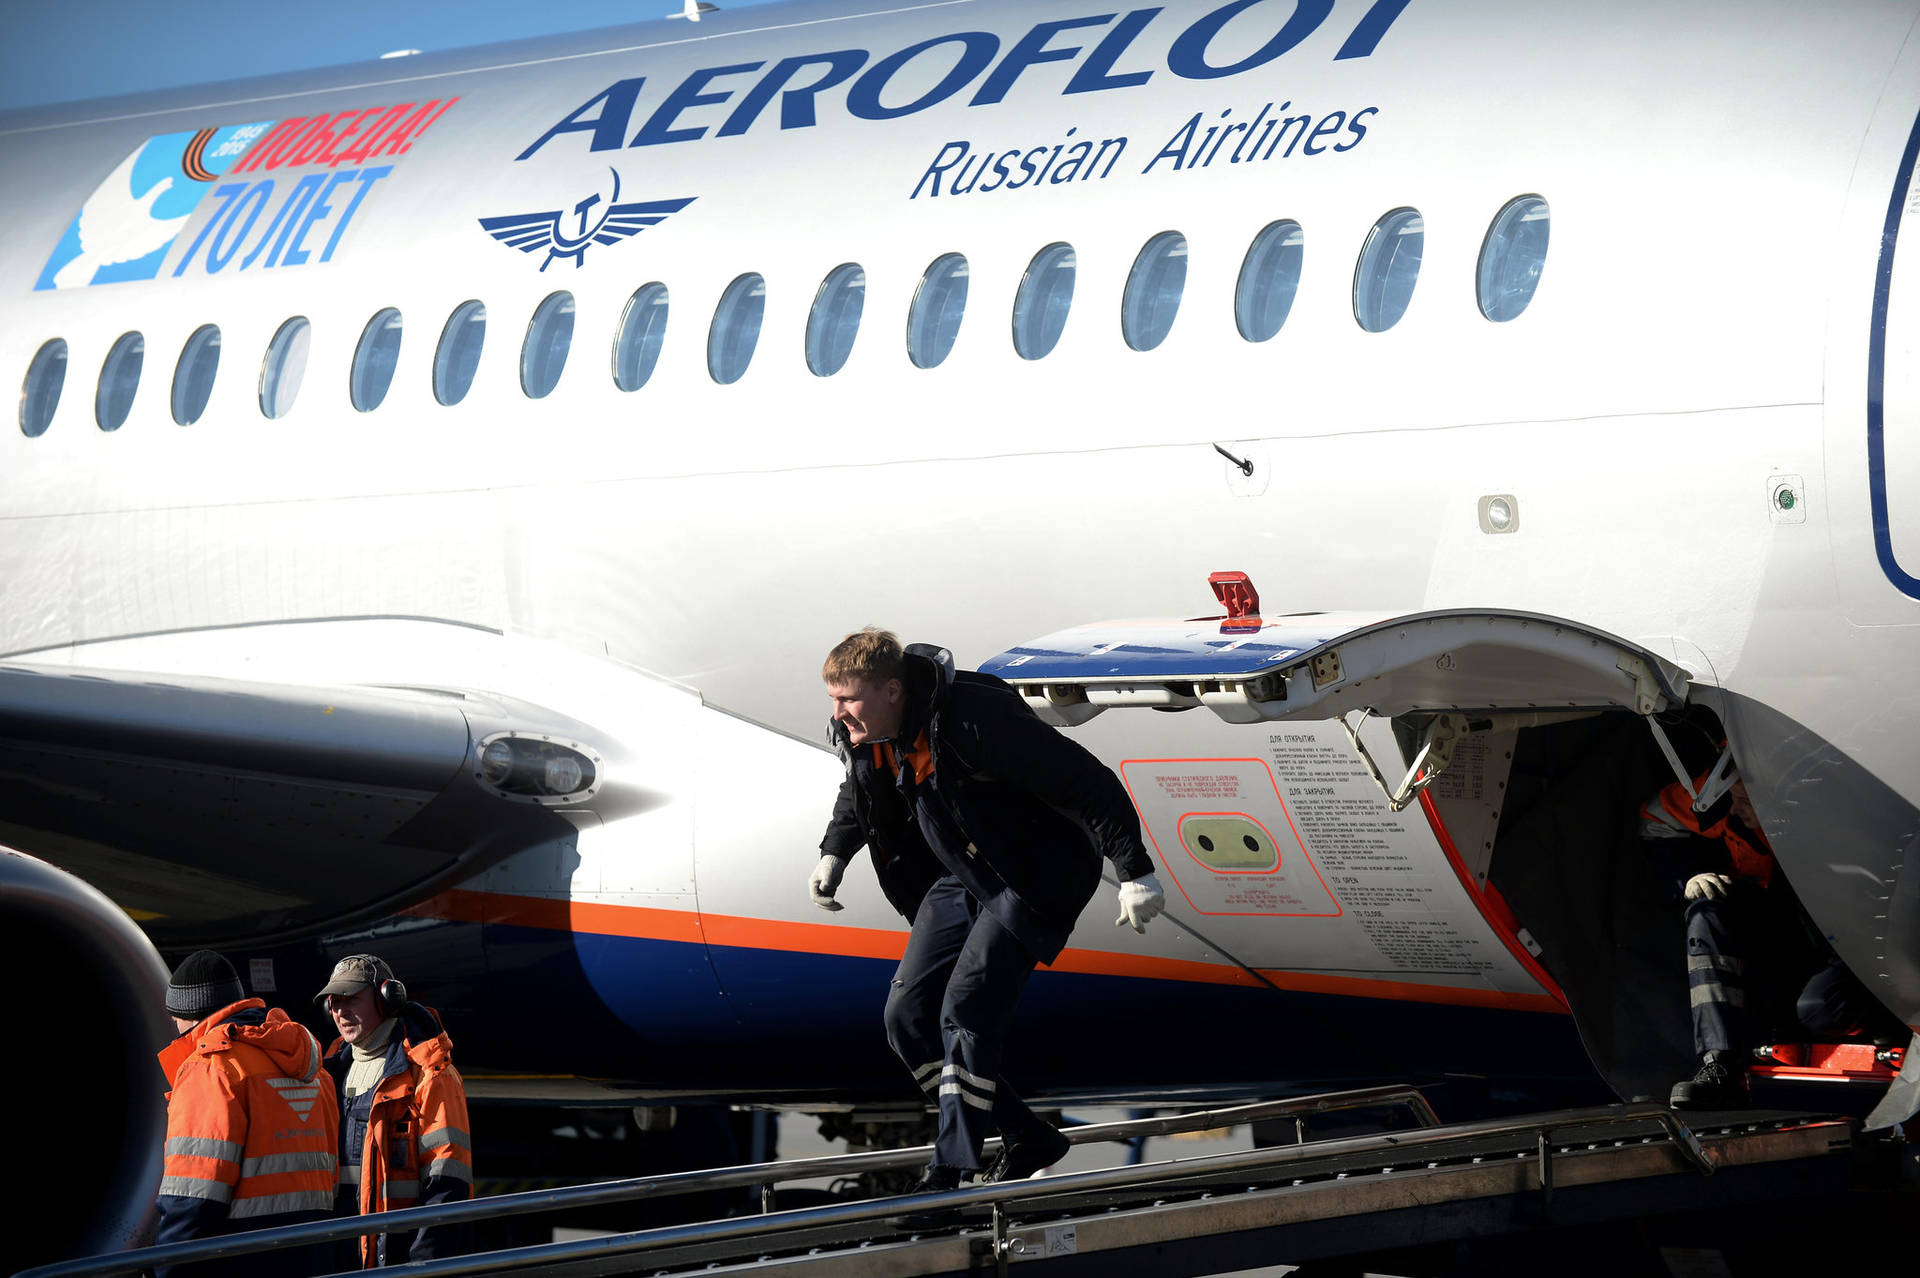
0, 0, 790, 113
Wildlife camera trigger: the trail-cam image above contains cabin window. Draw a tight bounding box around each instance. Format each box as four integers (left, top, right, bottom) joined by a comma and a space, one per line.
1478, 195, 1550, 322
1353, 208, 1424, 333
172, 326, 221, 426
1122, 232, 1188, 353
1012, 243, 1076, 361
20, 338, 67, 437
434, 301, 486, 406
708, 273, 766, 385
1235, 220, 1304, 343
806, 264, 866, 378
349, 308, 403, 412
908, 253, 969, 370
612, 283, 670, 391
259, 317, 311, 419
1010, 243, 1078, 361
521, 291, 575, 399
95, 331, 144, 432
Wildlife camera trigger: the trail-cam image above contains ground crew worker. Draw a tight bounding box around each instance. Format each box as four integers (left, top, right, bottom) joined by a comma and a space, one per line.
810, 629, 1164, 1210
315, 953, 473, 1266
155, 950, 339, 1278
1642, 767, 1881, 1108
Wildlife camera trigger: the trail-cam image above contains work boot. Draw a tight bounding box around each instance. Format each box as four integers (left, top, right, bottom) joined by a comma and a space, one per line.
1669, 1050, 1750, 1110
884, 1164, 964, 1231
979, 1125, 1072, 1184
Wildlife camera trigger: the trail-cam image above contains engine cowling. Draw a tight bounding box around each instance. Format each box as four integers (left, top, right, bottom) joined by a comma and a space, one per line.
1, 847, 171, 1270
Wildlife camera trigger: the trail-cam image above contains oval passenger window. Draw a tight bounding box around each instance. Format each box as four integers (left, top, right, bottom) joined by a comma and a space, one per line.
521, 292, 575, 399
908, 254, 969, 370
1012, 243, 1076, 361
20, 338, 68, 437
350, 308, 403, 412
96, 331, 144, 431
1235, 221, 1303, 343
708, 273, 766, 385
172, 325, 221, 425
613, 284, 670, 392
1122, 232, 1187, 353
434, 301, 487, 406
1477, 195, 1551, 322
1353, 208, 1424, 333
260, 317, 311, 419
806, 265, 865, 378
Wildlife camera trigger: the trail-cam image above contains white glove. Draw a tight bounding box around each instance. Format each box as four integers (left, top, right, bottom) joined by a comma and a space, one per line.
1115, 874, 1166, 934
1683, 872, 1733, 903
809, 855, 848, 911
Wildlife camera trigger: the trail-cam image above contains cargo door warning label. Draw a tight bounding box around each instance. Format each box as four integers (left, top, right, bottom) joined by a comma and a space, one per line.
1265, 730, 1502, 979
1121, 757, 1338, 918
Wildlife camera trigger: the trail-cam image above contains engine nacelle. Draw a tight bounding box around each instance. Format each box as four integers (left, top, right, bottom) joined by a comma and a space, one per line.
1, 847, 172, 1269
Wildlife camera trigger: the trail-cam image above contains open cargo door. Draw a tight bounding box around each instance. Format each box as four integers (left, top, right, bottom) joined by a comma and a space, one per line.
985, 607, 1685, 731
983, 600, 1709, 1103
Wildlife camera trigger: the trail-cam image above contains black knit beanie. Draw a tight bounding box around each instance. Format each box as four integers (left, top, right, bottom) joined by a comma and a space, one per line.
166, 950, 245, 1020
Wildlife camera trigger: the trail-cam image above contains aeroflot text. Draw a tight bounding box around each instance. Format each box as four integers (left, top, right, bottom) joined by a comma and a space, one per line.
912, 99, 1375, 198
515, 0, 1411, 161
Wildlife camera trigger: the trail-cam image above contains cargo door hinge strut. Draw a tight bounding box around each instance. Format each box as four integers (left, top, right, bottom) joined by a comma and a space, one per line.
1646, 719, 1739, 813
1341, 710, 1468, 812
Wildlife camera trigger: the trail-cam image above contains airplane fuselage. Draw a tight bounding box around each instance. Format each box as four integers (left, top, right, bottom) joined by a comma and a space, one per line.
4, 0, 1918, 1105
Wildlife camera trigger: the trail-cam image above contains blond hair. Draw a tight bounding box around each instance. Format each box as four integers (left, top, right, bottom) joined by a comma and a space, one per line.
822, 627, 905, 685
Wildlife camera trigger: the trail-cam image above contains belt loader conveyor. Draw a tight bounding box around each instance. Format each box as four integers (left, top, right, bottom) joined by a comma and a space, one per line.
17, 1089, 1883, 1278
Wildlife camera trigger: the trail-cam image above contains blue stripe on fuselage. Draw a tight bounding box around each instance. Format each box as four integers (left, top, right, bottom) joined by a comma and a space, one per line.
323, 917, 1595, 1098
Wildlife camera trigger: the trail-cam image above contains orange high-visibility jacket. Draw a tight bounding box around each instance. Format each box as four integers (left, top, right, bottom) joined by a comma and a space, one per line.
155, 998, 339, 1267
324, 1003, 472, 1267
1639, 777, 1774, 888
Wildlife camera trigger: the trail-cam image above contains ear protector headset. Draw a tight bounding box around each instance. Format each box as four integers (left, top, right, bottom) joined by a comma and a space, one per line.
376, 976, 409, 1018
338, 954, 408, 1017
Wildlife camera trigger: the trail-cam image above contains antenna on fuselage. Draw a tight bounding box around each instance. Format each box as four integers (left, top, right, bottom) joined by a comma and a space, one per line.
670, 0, 717, 19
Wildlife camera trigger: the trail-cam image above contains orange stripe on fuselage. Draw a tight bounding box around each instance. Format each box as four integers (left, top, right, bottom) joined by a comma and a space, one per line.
404, 889, 1563, 1011
701, 913, 911, 962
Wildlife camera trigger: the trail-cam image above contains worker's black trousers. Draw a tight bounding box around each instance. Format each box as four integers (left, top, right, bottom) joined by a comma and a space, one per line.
1683, 893, 1748, 1054
885, 876, 1052, 1171
1679, 886, 1875, 1055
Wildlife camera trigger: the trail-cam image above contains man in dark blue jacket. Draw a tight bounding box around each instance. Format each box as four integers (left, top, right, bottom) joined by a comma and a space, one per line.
811, 628, 1164, 1204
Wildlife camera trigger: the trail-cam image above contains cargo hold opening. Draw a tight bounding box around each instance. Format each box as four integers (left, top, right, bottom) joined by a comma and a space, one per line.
1421, 704, 1903, 1103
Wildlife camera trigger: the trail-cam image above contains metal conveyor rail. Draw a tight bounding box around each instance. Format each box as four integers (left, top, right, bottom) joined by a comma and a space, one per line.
340, 1101, 1760, 1277
17, 1085, 1439, 1278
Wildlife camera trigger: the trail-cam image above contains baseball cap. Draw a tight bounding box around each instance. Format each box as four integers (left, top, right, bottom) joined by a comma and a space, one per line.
312, 954, 394, 1005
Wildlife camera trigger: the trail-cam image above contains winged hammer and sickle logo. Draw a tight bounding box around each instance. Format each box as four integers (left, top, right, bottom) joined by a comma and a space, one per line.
478, 168, 694, 271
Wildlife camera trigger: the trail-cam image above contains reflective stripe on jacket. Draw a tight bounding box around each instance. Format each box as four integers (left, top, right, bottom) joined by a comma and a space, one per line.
1639, 777, 1773, 887
154, 998, 339, 1277
324, 1002, 473, 1267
